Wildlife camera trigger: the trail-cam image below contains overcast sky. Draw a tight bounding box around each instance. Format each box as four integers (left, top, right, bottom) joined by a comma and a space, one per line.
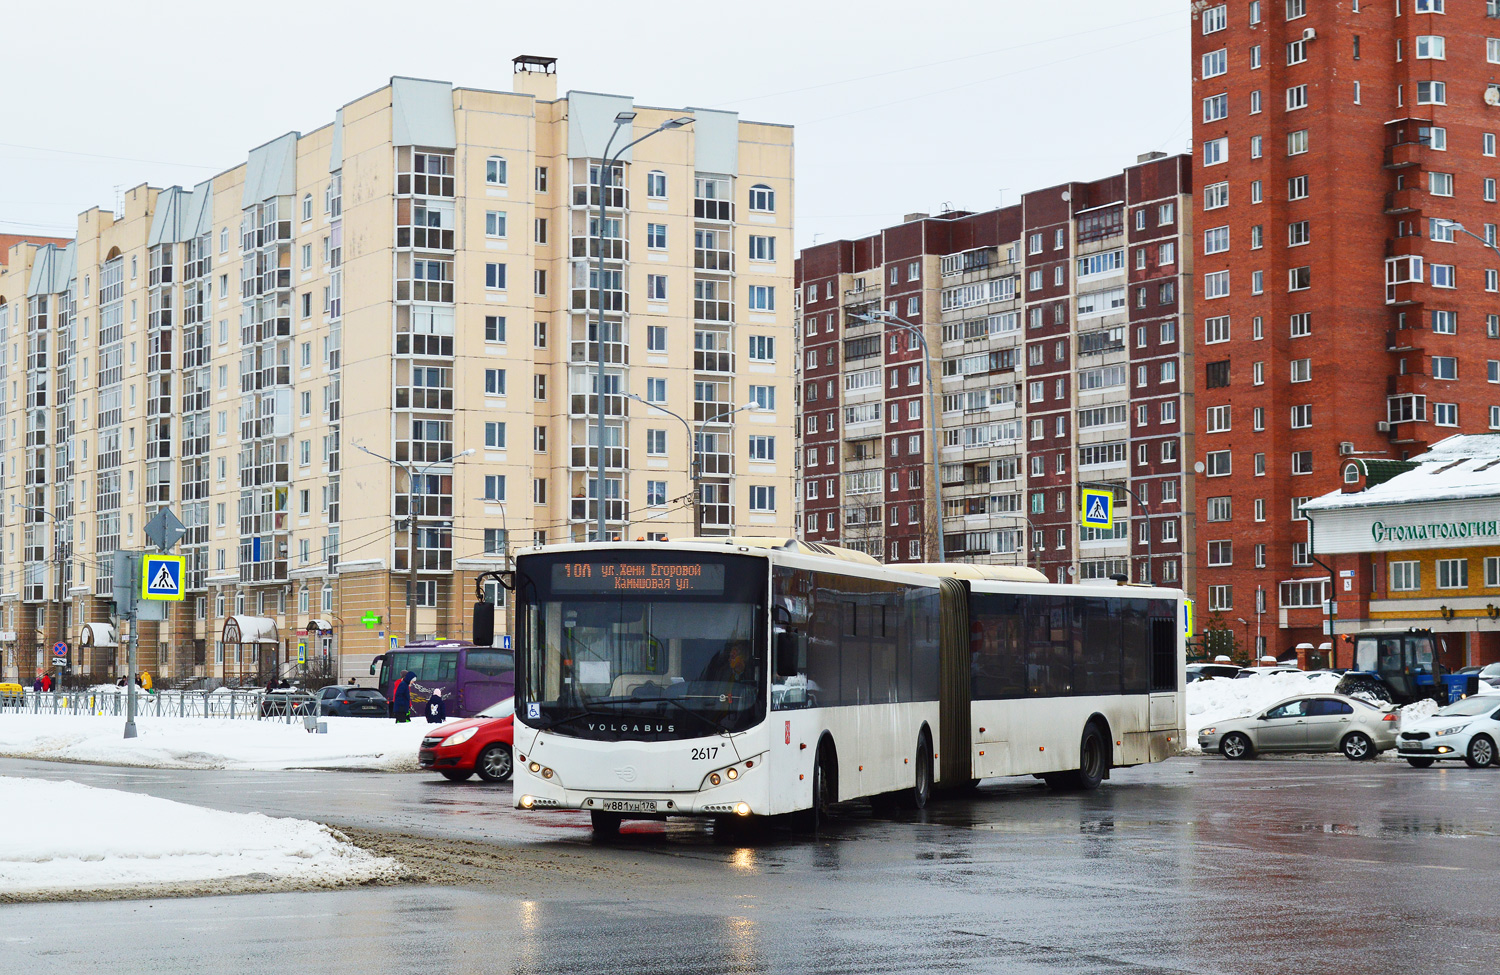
0, 0, 1189, 250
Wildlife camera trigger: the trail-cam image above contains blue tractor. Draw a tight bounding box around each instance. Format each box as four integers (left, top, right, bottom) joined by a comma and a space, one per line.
1336, 628, 1475, 705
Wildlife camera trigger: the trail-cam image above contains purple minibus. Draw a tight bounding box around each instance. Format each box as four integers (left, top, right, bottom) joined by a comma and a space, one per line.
370, 639, 515, 718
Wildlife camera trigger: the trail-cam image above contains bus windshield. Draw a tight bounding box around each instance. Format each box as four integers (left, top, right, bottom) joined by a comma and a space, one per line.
516, 551, 767, 739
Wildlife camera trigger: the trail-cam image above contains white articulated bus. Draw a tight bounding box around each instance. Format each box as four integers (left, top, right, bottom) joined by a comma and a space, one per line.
509, 538, 1186, 835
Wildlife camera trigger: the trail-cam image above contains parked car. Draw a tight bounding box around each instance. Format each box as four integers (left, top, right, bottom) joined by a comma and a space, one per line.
1187, 663, 1243, 681
1478, 663, 1500, 689
419, 697, 515, 782
311, 685, 389, 717
1198, 693, 1398, 760
1233, 665, 1304, 679
1396, 696, 1500, 768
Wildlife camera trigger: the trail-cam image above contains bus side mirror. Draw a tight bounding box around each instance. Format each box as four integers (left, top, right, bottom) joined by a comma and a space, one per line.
368, 655, 382, 677
775, 632, 800, 678
472, 602, 496, 647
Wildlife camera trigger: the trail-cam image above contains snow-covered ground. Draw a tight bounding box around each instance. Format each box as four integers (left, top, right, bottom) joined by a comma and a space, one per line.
1183, 670, 1468, 754
0, 713, 440, 770
0, 777, 399, 900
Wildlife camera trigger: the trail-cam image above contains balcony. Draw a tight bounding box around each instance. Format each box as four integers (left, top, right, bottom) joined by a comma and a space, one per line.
569, 393, 625, 417
694, 299, 733, 324
396, 225, 455, 251
694, 401, 733, 424
1384, 188, 1421, 214
693, 349, 733, 373
571, 288, 626, 314
1384, 141, 1424, 169
572, 183, 627, 209
569, 340, 627, 366
694, 198, 732, 222
694, 248, 734, 273
570, 237, 628, 261
569, 445, 628, 470
396, 387, 454, 411
396, 279, 454, 303
570, 497, 626, 522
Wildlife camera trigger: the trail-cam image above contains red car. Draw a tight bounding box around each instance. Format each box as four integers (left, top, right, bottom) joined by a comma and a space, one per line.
418, 697, 515, 782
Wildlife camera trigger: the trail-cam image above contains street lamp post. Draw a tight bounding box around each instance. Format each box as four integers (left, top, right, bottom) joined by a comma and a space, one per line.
354, 444, 473, 645
852, 311, 944, 562
1077, 478, 1154, 584
1435, 219, 1500, 261
626, 393, 759, 536
594, 112, 694, 543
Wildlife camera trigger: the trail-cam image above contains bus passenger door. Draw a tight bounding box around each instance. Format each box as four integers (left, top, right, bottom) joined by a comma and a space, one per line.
1148, 617, 1178, 732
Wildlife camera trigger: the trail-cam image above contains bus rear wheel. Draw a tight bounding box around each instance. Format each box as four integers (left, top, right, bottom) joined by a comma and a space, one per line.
1046, 723, 1108, 791
899, 730, 933, 810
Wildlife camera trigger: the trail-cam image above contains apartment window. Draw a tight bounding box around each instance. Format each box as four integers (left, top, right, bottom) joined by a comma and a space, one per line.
1288, 266, 1311, 291
1290, 358, 1311, 382
1204, 227, 1230, 255
1433, 356, 1457, 380
1204, 316, 1231, 344
1488, 557, 1500, 588
1254, 499, 1265, 522
1488, 133, 1497, 156
1255, 453, 1266, 475
1203, 47, 1229, 78
1205, 182, 1228, 210
1286, 0, 1305, 17
1429, 172, 1454, 196
1434, 402, 1458, 426
485, 263, 507, 290
748, 235, 775, 262
1208, 586, 1232, 612
1431, 264, 1455, 288
1288, 129, 1309, 155
647, 325, 666, 352
484, 369, 507, 395
748, 184, 775, 212
1488, 179, 1498, 203
1292, 450, 1313, 475
486, 156, 508, 185
534, 166, 548, 192
1206, 405, 1231, 433
1251, 271, 1264, 294
1250, 44, 1261, 69
1288, 175, 1308, 200
1203, 93, 1229, 123
1205, 271, 1230, 299
646, 223, 667, 250
1250, 134, 1262, 158
1420, 126, 1446, 151
1286, 85, 1308, 111
534, 426, 546, 452
1206, 450, 1232, 476
749, 486, 776, 512
1416, 81, 1446, 105
647, 481, 667, 507
646, 429, 667, 456
748, 385, 775, 410
484, 422, 506, 449
1291, 404, 1314, 428
748, 286, 775, 311
1208, 541, 1233, 567
646, 170, 667, 198
748, 435, 775, 461
646, 377, 667, 403
484, 315, 506, 343
646, 274, 667, 301
1203, 138, 1228, 166
1287, 221, 1310, 246
1290, 312, 1311, 337
483, 475, 506, 502
1438, 559, 1468, 590
1202, 4, 1226, 32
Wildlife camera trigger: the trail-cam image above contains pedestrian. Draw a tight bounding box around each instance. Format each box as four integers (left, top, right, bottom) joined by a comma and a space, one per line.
41, 674, 51, 693
425, 687, 447, 723
32, 674, 42, 693
392, 670, 414, 723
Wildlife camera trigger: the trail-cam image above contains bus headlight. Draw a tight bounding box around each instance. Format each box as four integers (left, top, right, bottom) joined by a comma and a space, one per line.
520, 795, 535, 808
726, 767, 738, 780
734, 802, 751, 817
709, 772, 721, 786
529, 762, 541, 773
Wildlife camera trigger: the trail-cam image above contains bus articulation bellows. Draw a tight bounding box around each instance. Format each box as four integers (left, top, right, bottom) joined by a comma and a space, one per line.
510, 538, 1187, 834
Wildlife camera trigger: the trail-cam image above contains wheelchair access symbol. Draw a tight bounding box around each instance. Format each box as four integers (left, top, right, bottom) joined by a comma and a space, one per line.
1081, 489, 1114, 530
140, 554, 186, 601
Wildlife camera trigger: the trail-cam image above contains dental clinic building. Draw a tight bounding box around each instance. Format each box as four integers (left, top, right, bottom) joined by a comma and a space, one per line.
1301, 435, 1500, 671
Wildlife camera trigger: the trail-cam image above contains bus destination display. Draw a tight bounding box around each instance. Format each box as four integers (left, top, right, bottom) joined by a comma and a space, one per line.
551, 561, 726, 594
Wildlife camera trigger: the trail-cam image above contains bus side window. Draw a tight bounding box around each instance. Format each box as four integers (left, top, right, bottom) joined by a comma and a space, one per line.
1120, 602, 1149, 694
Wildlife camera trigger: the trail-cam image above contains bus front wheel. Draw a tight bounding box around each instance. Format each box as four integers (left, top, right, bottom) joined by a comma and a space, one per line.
590, 810, 623, 838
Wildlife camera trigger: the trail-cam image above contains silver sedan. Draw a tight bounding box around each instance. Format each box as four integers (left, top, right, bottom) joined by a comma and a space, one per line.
1198, 693, 1399, 761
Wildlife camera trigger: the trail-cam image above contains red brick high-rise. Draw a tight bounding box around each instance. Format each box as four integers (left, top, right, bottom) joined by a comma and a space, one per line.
1192, 1, 1500, 662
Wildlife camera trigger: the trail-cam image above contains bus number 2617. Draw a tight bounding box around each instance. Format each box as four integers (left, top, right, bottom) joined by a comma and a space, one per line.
691, 747, 720, 761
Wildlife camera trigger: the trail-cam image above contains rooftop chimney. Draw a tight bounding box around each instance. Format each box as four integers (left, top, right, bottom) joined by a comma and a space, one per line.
1136, 150, 1168, 163
902, 212, 929, 223
513, 55, 558, 101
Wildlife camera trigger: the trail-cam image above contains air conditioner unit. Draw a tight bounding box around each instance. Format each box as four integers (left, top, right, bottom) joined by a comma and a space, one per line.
1339, 442, 1356, 455
1376, 421, 1392, 433
1303, 27, 1316, 40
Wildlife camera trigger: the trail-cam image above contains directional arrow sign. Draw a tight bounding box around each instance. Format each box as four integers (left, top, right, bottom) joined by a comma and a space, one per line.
143, 508, 187, 552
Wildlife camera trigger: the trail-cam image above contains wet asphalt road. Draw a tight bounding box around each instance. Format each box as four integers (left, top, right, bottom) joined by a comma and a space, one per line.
2, 754, 1498, 975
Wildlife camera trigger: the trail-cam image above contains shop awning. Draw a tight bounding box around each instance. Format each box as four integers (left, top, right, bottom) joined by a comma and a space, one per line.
305, 618, 334, 633
222, 616, 280, 645
80, 623, 118, 648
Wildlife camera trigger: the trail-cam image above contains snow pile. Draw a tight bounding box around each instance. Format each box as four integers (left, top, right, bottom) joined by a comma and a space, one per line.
1397, 698, 1440, 725
0, 777, 399, 898
1184, 671, 1343, 753
0, 713, 440, 771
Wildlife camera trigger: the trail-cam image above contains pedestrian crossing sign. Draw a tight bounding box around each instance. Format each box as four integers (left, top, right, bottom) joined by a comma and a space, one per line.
1081, 489, 1114, 530
140, 554, 186, 601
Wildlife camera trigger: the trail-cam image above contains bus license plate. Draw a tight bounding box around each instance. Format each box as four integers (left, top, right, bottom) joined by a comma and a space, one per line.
600, 799, 657, 813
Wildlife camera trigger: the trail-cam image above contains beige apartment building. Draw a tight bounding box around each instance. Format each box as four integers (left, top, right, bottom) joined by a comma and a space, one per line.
0, 58, 795, 685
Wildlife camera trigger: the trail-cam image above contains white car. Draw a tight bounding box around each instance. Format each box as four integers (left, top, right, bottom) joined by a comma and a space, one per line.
1396, 696, 1500, 768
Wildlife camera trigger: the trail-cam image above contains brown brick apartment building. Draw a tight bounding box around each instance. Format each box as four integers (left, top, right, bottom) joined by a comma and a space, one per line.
1192, 0, 1500, 660
795, 154, 1195, 589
